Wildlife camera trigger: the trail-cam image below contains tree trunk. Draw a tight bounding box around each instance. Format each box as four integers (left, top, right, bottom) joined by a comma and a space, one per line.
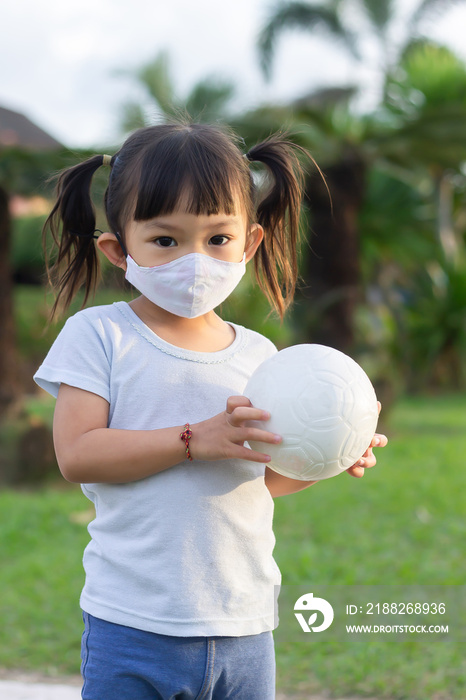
0, 186, 20, 416
295, 153, 366, 352
436, 171, 458, 264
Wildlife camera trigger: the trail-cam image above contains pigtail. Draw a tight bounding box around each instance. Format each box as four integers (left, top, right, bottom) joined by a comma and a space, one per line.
245, 136, 311, 319
44, 155, 108, 318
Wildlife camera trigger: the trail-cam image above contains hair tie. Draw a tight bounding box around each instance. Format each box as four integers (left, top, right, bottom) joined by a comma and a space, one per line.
243, 153, 251, 162
70, 229, 100, 240
102, 154, 112, 167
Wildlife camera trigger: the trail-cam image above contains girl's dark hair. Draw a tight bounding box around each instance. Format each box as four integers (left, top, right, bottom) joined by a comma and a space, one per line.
44, 119, 312, 318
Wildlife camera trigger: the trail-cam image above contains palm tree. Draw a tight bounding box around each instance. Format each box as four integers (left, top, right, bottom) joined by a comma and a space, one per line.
258, 0, 466, 88
120, 51, 235, 131
371, 42, 466, 388
256, 0, 466, 351
380, 41, 466, 262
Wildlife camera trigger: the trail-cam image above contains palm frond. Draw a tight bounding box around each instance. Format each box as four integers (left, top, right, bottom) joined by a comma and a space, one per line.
360, 0, 395, 35
293, 85, 358, 110
409, 0, 466, 34
185, 78, 235, 122
137, 51, 178, 116
120, 102, 148, 133
389, 41, 466, 109
257, 1, 359, 80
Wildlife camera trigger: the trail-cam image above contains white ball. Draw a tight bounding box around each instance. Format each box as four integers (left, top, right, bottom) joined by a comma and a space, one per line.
245, 344, 379, 481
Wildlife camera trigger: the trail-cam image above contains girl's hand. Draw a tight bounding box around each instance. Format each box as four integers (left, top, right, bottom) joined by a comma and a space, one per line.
346, 401, 388, 478
190, 396, 282, 463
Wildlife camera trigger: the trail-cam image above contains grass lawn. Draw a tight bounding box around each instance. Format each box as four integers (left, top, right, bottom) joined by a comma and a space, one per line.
274, 393, 466, 699
0, 393, 465, 697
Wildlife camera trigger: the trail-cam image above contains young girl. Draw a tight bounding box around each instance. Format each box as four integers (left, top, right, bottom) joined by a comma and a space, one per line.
34, 121, 386, 700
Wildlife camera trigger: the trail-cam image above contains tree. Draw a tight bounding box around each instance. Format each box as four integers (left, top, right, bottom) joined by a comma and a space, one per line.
380, 41, 466, 261
258, 0, 466, 87
0, 109, 64, 416
256, 0, 466, 351
120, 51, 235, 131
369, 42, 466, 389
0, 184, 20, 415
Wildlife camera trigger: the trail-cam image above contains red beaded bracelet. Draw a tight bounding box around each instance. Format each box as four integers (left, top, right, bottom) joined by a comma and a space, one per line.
180, 423, 193, 461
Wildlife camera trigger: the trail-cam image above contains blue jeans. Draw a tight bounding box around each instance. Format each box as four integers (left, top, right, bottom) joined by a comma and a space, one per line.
81, 612, 275, 699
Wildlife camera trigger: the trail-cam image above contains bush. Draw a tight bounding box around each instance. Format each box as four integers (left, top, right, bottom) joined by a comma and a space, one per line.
11, 215, 47, 284
0, 411, 57, 486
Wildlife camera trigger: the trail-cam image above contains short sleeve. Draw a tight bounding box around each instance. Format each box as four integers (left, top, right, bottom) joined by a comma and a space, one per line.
33, 311, 111, 402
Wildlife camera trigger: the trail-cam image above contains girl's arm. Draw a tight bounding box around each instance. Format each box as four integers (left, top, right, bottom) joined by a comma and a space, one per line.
264, 468, 318, 497
53, 385, 281, 483
265, 433, 388, 497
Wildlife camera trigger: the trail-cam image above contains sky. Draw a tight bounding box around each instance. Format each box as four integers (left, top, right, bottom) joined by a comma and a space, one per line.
1, 0, 466, 149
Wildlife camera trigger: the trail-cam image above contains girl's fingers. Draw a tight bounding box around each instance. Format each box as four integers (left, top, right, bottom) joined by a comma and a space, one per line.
373, 433, 388, 447
358, 451, 376, 468
226, 399, 271, 427
226, 396, 252, 414
244, 427, 282, 446
348, 431, 388, 475
346, 464, 365, 478
237, 446, 272, 463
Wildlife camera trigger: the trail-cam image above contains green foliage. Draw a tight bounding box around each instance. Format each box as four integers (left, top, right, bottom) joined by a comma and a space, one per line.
257, 0, 359, 80
14, 285, 134, 369
360, 0, 395, 34
11, 215, 47, 283
408, 0, 466, 35
359, 168, 436, 272
401, 261, 466, 389
381, 42, 466, 171
0, 410, 56, 486
221, 268, 296, 348
258, 0, 466, 92
184, 78, 235, 123
357, 164, 466, 391
120, 50, 235, 132
138, 51, 175, 116
398, 41, 466, 106
14, 286, 58, 367
0, 147, 96, 197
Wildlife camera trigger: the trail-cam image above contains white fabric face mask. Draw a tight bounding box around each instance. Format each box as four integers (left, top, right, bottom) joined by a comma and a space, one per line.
124, 252, 247, 318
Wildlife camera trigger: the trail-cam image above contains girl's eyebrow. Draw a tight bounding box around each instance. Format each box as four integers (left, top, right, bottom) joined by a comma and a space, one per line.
145, 218, 242, 231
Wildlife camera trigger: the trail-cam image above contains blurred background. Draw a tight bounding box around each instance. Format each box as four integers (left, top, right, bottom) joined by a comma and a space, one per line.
1, 1, 465, 698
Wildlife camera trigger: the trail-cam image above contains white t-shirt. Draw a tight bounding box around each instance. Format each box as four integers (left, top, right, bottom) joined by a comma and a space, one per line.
34, 301, 281, 637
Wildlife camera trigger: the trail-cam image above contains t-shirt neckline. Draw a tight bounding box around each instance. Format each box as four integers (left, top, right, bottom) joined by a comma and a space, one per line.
114, 301, 245, 364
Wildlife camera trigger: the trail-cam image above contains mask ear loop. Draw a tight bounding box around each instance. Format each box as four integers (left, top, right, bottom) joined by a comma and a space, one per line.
114, 232, 128, 257
93, 229, 128, 257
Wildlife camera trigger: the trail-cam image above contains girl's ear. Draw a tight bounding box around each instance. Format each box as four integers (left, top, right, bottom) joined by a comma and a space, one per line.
244, 223, 264, 263
96, 232, 127, 270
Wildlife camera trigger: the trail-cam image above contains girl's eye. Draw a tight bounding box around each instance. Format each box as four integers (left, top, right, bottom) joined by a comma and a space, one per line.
209, 235, 229, 246
154, 236, 176, 247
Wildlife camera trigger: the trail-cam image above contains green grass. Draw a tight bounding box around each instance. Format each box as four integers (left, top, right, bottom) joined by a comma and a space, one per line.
0, 394, 465, 697
0, 486, 91, 676
273, 393, 466, 698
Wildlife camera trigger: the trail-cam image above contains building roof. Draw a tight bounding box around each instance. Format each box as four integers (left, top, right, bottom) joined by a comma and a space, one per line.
0, 105, 62, 150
